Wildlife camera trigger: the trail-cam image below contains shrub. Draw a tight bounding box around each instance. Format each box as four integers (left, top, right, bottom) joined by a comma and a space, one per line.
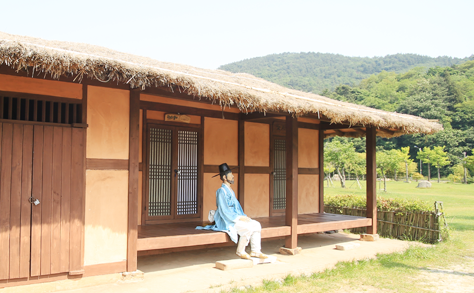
325, 194, 433, 213
412, 172, 424, 182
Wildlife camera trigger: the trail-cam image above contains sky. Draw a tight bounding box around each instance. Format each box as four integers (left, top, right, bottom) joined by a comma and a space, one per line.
1, 0, 473, 69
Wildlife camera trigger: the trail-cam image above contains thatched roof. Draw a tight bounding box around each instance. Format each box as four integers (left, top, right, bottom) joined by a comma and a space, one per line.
0, 31, 442, 138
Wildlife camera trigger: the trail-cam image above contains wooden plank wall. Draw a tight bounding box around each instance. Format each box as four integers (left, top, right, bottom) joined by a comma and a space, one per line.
0, 123, 85, 281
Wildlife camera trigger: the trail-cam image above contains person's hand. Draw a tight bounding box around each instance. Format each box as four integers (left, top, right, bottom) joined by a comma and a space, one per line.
240, 216, 251, 222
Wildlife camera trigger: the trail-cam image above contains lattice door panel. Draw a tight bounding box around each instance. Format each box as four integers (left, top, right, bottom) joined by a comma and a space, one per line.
176, 130, 198, 216
148, 128, 172, 217
273, 139, 286, 210
146, 126, 200, 221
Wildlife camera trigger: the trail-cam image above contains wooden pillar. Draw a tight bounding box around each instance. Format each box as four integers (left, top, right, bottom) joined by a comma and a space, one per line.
238, 118, 245, 207
127, 90, 140, 272
318, 123, 325, 213
366, 127, 377, 234
285, 116, 298, 249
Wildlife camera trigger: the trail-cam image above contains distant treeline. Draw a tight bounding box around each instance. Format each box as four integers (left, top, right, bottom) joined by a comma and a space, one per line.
219, 52, 473, 93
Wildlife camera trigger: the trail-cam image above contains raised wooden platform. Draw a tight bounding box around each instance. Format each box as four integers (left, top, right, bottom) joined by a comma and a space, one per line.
137, 213, 372, 251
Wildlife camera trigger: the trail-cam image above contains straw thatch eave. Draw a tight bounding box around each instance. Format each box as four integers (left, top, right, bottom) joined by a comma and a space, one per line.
0, 31, 443, 138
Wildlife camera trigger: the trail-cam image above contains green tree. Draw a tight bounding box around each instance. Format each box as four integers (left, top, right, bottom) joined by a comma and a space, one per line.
430, 146, 451, 183
377, 149, 401, 192
417, 147, 433, 181
466, 149, 474, 173
325, 140, 357, 188
377, 151, 389, 192
324, 162, 336, 187
346, 152, 366, 189
396, 147, 414, 182
448, 164, 464, 183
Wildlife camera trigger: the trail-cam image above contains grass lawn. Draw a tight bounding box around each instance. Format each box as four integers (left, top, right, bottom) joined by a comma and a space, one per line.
226, 180, 474, 292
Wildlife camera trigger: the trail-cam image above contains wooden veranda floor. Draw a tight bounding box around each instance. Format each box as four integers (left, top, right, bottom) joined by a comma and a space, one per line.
137, 213, 372, 251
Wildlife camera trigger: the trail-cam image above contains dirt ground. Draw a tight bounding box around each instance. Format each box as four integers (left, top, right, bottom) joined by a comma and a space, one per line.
415, 256, 474, 293
4, 234, 473, 293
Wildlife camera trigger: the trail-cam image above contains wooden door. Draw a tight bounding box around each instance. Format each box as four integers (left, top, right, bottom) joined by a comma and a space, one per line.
0, 123, 84, 281
145, 124, 200, 223
0, 123, 33, 280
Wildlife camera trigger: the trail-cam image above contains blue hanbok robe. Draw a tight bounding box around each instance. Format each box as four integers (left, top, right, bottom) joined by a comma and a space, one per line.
196, 183, 246, 243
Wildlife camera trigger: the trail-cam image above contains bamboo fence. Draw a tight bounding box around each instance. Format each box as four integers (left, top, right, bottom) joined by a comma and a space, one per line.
324, 203, 446, 243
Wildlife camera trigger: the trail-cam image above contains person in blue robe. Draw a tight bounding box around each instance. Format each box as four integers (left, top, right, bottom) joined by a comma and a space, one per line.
196, 163, 268, 259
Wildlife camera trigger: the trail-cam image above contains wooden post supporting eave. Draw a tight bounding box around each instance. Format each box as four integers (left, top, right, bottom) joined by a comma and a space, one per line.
127, 90, 140, 272
285, 116, 298, 249
366, 127, 377, 234
318, 123, 325, 213
238, 119, 245, 206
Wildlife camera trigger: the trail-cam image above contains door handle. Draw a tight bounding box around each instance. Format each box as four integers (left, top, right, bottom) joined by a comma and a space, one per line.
174, 169, 181, 176
28, 197, 40, 206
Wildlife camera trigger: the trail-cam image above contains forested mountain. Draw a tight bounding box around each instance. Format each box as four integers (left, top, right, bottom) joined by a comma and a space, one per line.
219, 53, 473, 94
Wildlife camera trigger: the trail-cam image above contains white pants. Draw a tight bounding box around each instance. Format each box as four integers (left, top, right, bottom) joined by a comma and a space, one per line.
235, 219, 262, 254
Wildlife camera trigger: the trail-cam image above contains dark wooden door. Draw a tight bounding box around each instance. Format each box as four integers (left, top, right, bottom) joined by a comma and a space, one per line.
145, 124, 200, 223
0, 123, 84, 281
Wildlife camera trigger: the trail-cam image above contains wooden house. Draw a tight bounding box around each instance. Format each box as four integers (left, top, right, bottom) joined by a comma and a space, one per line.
0, 32, 442, 288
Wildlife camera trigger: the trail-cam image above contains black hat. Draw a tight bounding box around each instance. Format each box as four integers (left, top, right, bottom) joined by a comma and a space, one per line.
212, 163, 238, 178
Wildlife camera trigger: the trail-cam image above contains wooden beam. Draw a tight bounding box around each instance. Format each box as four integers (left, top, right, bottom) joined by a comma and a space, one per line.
297, 122, 320, 130
127, 90, 140, 272
285, 116, 298, 249
238, 117, 274, 125
84, 261, 127, 277
203, 164, 238, 174
333, 129, 344, 136
140, 100, 239, 120
145, 119, 201, 129
376, 128, 395, 136
297, 218, 372, 234
245, 166, 271, 174
366, 127, 377, 234
136, 226, 293, 251
322, 124, 365, 130
86, 159, 129, 170
141, 86, 225, 108
318, 123, 326, 213
298, 168, 319, 175
304, 112, 332, 123
239, 112, 285, 121
0, 119, 72, 128
354, 128, 366, 135
238, 119, 245, 206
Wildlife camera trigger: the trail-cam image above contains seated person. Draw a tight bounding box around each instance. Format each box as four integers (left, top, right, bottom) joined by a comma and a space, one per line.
197, 163, 268, 259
